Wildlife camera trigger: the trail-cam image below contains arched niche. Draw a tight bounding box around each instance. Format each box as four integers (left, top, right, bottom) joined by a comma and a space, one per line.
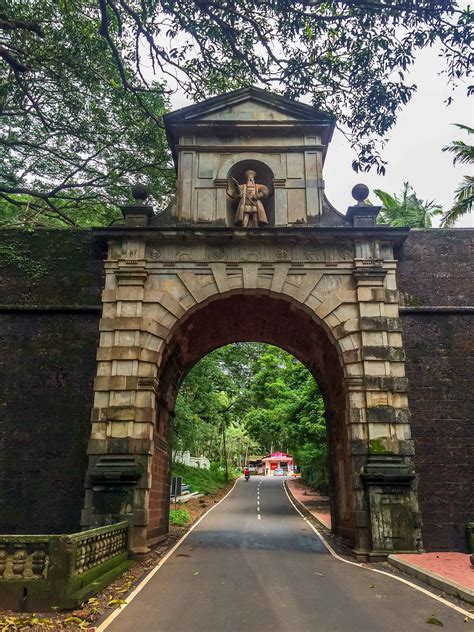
225, 159, 276, 227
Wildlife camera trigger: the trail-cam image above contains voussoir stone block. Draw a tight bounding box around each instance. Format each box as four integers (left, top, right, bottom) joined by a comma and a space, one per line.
366, 405, 411, 424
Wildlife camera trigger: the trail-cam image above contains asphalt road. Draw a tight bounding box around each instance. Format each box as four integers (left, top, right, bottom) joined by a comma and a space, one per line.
105, 478, 472, 632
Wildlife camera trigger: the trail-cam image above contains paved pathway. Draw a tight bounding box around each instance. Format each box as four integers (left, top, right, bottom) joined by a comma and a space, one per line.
104, 478, 472, 632
287, 477, 332, 528
392, 552, 474, 590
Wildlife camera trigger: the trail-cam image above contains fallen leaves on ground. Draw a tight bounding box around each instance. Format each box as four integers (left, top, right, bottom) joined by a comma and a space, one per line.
106, 599, 127, 608
0, 615, 56, 631
426, 616, 444, 626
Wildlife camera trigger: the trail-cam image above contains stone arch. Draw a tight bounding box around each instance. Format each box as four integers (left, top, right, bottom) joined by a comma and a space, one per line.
83, 232, 422, 560
215, 152, 285, 182
151, 290, 360, 550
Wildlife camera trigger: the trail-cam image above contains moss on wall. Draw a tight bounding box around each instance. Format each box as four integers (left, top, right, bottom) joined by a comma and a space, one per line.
0, 230, 105, 306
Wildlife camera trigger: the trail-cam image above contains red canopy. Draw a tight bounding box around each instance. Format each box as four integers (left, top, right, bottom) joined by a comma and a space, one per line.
261, 451, 293, 463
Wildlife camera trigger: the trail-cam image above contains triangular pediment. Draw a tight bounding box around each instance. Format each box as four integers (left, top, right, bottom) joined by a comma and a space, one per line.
164, 86, 334, 126
164, 86, 336, 170
200, 98, 300, 122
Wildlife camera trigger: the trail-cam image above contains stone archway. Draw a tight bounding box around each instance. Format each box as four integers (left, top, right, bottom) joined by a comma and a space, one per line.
153, 291, 354, 543
81, 227, 423, 560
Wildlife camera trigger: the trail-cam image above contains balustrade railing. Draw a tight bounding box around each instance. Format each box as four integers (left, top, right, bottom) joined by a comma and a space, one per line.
70, 522, 128, 575
0, 537, 50, 580
0, 522, 130, 612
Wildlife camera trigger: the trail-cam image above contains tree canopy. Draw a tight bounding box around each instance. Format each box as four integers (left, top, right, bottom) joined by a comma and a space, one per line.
374, 182, 443, 227
173, 343, 329, 492
1, 1, 472, 226
1, 2, 174, 227
441, 124, 474, 227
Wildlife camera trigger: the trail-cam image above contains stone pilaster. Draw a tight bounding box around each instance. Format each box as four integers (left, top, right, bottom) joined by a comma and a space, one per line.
352, 241, 423, 558
82, 239, 160, 554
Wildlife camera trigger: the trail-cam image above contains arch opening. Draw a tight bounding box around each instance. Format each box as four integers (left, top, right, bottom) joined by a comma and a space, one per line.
171, 341, 332, 521
149, 292, 356, 548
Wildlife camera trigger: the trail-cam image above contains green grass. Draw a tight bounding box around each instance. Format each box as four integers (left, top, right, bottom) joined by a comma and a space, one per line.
169, 509, 191, 526
171, 462, 229, 495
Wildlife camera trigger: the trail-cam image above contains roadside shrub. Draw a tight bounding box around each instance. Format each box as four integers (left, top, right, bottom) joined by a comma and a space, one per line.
171, 462, 229, 495
169, 509, 190, 526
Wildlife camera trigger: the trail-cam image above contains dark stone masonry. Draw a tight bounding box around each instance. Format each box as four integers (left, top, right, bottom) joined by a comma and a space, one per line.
397, 229, 474, 551
0, 231, 103, 534
0, 228, 472, 551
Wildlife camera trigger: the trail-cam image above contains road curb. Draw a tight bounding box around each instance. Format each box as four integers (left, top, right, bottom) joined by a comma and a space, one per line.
283, 480, 331, 534
388, 554, 474, 605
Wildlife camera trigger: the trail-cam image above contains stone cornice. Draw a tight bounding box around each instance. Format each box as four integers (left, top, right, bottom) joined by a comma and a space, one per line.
2, 304, 473, 314
94, 225, 411, 246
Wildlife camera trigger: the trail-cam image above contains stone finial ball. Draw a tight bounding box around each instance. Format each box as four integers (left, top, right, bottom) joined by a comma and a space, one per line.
131, 183, 150, 201
352, 183, 369, 203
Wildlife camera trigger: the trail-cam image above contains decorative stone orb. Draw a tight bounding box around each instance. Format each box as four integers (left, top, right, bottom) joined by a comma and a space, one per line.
352, 183, 369, 203
131, 183, 150, 202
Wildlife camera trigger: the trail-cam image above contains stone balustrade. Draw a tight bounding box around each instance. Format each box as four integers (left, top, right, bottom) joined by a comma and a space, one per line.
0, 536, 50, 581
0, 522, 131, 612
71, 522, 128, 576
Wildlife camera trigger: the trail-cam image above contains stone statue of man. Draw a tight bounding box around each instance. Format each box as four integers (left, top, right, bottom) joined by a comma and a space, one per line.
227, 169, 270, 227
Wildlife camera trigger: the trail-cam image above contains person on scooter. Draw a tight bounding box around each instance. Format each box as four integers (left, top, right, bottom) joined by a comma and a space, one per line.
243, 466, 250, 481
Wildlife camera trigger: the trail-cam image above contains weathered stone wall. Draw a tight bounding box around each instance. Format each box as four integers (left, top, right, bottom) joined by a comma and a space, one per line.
398, 229, 473, 308
398, 229, 474, 551
0, 228, 472, 553
0, 231, 104, 534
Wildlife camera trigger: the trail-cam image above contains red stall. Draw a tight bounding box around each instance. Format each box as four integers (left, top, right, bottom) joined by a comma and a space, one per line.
261, 451, 294, 476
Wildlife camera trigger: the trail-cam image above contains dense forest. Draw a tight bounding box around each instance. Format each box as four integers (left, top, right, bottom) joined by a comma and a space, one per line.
172, 343, 329, 493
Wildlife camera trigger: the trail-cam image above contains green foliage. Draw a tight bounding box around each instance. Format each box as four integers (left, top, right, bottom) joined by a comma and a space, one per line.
1, 1, 174, 227
1, 0, 472, 227
174, 343, 329, 494
295, 442, 329, 496
441, 124, 474, 226
374, 182, 443, 227
171, 462, 228, 495
0, 241, 47, 279
169, 509, 191, 526
368, 439, 393, 455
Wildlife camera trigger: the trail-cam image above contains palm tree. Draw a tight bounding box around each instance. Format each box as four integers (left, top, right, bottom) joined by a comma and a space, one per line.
441, 124, 474, 227
374, 182, 443, 228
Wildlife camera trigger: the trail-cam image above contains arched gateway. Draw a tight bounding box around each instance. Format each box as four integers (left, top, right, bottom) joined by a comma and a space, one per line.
81, 88, 422, 559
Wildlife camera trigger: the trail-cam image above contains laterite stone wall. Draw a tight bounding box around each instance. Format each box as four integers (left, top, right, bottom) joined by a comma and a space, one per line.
398, 229, 474, 551
0, 228, 472, 551
0, 231, 104, 533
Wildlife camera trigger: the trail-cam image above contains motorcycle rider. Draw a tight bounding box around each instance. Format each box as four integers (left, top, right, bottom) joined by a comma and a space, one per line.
243, 466, 251, 481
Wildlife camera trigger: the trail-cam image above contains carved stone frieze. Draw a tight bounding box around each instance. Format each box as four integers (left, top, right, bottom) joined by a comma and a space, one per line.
146, 241, 358, 265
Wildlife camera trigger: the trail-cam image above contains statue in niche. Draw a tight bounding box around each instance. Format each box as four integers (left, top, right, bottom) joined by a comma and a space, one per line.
227, 169, 270, 227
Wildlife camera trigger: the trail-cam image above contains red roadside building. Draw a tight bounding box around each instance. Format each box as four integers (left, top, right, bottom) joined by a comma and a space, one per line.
261, 451, 294, 476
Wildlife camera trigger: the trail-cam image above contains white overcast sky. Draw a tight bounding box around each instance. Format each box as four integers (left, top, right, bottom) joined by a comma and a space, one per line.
166, 42, 473, 228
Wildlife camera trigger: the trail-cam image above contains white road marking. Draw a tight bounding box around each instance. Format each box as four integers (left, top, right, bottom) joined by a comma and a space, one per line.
283, 481, 474, 621
95, 479, 240, 631
258, 515, 261, 520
